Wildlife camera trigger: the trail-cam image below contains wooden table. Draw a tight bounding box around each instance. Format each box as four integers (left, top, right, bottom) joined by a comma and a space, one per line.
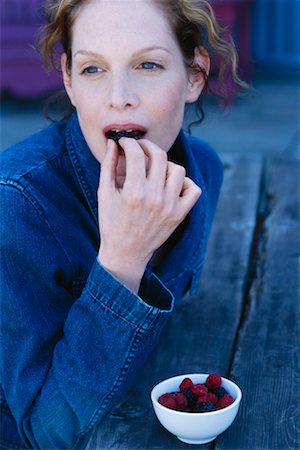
86, 155, 300, 450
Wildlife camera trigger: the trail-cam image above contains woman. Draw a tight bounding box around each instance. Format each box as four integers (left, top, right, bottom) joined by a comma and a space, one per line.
0, 1, 242, 448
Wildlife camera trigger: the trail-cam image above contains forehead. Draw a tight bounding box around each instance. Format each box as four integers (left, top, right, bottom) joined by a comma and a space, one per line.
71, 0, 176, 52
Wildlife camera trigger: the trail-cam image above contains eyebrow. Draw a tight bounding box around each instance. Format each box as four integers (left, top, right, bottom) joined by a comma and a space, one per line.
74, 46, 172, 58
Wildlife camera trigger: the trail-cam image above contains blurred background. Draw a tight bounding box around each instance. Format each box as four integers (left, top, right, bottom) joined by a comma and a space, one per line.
1, 0, 300, 158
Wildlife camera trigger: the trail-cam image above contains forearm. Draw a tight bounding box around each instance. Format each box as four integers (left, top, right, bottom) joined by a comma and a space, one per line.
3, 259, 173, 450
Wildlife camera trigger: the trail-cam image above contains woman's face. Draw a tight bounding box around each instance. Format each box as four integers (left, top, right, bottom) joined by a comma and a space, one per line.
62, 0, 206, 167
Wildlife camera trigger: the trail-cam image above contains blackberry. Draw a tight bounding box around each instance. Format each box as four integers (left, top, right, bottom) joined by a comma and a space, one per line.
183, 389, 197, 407
106, 130, 145, 142
214, 387, 228, 399
197, 402, 216, 413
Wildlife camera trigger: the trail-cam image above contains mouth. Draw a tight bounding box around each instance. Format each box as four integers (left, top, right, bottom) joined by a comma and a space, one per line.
104, 126, 147, 143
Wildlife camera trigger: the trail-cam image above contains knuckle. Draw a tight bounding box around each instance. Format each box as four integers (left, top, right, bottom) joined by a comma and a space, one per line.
152, 149, 167, 166
147, 195, 164, 211
194, 185, 202, 198
158, 149, 168, 162
126, 191, 144, 206
177, 165, 186, 178
167, 161, 175, 170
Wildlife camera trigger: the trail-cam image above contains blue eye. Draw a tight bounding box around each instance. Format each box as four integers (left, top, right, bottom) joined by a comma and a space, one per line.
139, 62, 163, 70
82, 66, 101, 74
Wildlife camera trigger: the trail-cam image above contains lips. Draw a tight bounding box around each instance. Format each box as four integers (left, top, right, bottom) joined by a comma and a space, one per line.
103, 124, 147, 143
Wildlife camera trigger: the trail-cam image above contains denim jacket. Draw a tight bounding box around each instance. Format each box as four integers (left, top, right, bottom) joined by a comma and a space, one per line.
0, 112, 223, 450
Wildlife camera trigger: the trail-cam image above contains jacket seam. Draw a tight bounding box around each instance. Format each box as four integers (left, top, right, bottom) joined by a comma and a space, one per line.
87, 286, 153, 329
0, 147, 68, 184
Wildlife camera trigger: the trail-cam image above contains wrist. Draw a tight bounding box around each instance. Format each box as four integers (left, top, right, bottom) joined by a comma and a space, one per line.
98, 247, 147, 294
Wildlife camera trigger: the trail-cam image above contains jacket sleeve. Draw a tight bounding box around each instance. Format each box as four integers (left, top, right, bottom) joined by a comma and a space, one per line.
0, 182, 174, 450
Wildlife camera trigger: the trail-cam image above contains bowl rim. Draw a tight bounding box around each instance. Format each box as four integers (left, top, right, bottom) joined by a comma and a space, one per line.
151, 373, 242, 417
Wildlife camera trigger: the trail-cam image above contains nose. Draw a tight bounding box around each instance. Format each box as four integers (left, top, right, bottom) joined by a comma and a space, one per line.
105, 72, 139, 111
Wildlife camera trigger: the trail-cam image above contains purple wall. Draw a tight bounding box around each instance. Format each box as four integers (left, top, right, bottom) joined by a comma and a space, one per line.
1, 0, 63, 97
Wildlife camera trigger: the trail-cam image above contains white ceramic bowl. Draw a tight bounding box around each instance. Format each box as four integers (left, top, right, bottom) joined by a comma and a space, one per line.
151, 373, 242, 445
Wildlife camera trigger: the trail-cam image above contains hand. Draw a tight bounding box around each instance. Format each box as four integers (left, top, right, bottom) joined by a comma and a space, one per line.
97, 138, 201, 292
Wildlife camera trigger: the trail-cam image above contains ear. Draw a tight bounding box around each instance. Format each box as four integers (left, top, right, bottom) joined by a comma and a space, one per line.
61, 53, 76, 106
185, 47, 210, 103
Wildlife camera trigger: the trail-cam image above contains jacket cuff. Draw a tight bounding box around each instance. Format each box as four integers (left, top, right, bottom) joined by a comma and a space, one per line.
85, 259, 174, 331
138, 267, 173, 310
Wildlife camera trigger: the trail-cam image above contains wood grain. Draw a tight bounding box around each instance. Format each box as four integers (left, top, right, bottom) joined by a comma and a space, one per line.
216, 158, 300, 450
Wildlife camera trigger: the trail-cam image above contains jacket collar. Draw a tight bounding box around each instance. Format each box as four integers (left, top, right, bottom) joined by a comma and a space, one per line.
66, 111, 206, 282
66, 112, 99, 223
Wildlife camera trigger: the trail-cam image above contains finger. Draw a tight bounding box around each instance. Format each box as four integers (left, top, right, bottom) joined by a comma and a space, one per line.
118, 138, 146, 188
164, 161, 186, 197
179, 177, 202, 210
137, 139, 168, 190
99, 139, 119, 190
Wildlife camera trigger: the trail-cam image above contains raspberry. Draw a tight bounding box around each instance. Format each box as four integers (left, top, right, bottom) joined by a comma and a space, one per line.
214, 387, 228, 399
191, 383, 208, 397
197, 402, 216, 413
180, 377, 194, 392
158, 393, 172, 402
216, 394, 235, 409
195, 391, 209, 404
158, 393, 177, 410
174, 392, 188, 410
206, 373, 222, 390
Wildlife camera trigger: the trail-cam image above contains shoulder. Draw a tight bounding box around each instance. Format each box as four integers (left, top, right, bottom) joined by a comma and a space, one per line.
0, 120, 68, 183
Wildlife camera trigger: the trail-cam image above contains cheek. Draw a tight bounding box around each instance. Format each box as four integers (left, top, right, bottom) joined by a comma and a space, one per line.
73, 94, 106, 162
156, 79, 187, 119
71, 79, 99, 120
154, 89, 186, 136
151, 81, 187, 150
74, 93, 102, 145
74, 94, 96, 126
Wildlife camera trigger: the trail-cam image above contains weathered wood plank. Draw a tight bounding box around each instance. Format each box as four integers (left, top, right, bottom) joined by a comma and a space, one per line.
86, 155, 264, 449
217, 158, 300, 450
